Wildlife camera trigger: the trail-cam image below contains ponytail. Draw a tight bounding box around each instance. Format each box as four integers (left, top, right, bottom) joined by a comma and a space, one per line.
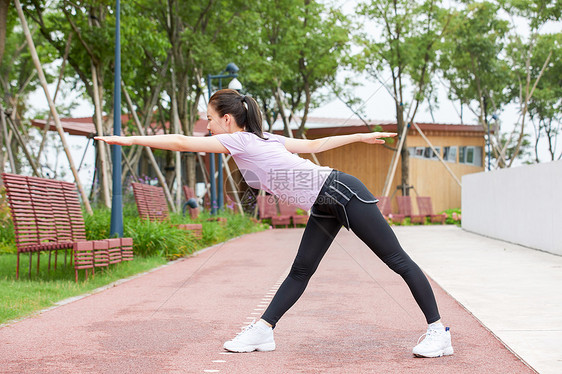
208, 89, 267, 139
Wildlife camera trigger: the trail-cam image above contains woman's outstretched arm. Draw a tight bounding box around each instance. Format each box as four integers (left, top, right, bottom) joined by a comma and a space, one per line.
94, 134, 229, 153
283, 132, 397, 154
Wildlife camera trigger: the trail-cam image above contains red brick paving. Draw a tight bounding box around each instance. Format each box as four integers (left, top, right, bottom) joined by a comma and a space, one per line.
0, 229, 535, 373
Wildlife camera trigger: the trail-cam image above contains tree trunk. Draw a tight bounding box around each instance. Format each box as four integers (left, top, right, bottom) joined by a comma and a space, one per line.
274, 85, 291, 136
184, 89, 201, 192
296, 79, 311, 139
169, 57, 182, 212
0, 0, 9, 67
0, 105, 14, 175
507, 49, 552, 167
4, 114, 41, 176
396, 103, 409, 195
91, 63, 111, 207
37, 33, 72, 161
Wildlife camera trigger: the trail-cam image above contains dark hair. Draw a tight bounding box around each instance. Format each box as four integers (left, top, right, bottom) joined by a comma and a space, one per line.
209, 89, 267, 139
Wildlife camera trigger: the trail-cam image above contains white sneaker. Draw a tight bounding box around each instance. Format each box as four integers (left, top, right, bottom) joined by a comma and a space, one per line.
223, 320, 276, 353
412, 326, 454, 358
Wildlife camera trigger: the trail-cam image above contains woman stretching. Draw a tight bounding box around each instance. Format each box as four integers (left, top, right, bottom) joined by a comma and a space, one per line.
96, 89, 454, 358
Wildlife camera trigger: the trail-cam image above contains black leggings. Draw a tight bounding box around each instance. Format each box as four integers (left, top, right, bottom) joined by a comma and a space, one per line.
261, 193, 441, 326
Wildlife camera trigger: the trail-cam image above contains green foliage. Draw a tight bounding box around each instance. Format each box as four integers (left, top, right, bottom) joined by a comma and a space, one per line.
237, 0, 351, 130
387, 208, 462, 227
0, 4, 54, 104
439, 1, 513, 113
81, 205, 268, 260
524, 32, 562, 160
195, 210, 269, 247
123, 219, 197, 259
443, 208, 462, 227
0, 187, 15, 254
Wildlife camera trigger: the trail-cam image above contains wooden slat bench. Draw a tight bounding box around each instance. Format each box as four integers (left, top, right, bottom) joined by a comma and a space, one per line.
2, 173, 134, 281
132, 183, 203, 240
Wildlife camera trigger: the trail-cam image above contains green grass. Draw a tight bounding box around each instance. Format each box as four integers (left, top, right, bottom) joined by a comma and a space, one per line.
0, 204, 269, 325
0, 253, 167, 324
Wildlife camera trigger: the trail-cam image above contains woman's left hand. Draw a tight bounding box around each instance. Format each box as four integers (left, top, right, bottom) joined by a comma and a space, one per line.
359, 132, 398, 144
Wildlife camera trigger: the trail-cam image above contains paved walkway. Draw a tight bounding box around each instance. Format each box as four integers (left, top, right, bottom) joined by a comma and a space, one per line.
1, 226, 558, 373
393, 226, 562, 374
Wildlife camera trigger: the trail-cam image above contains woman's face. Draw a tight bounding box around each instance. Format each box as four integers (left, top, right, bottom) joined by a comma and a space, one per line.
206, 104, 241, 135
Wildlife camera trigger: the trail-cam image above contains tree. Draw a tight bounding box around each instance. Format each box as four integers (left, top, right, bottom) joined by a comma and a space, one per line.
131, 0, 251, 202
355, 0, 450, 194
503, 0, 562, 165
0, 2, 54, 177
25, 0, 119, 206
235, 0, 350, 140
527, 32, 562, 161
438, 1, 514, 167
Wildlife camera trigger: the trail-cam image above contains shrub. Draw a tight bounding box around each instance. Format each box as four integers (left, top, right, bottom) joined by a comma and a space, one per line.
1, 198, 268, 260
443, 208, 462, 226
124, 219, 197, 259
0, 187, 15, 254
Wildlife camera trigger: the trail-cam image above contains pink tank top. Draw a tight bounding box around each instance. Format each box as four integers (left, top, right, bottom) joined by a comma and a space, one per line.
214, 131, 332, 210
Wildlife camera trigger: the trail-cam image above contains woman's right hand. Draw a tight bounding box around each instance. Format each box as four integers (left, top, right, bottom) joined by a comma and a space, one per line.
94, 136, 134, 146
358, 132, 398, 144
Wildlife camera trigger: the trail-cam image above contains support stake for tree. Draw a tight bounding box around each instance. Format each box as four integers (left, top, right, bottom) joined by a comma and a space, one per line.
0, 105, 16, 173
14, 0, 92, 214
4, 114, 42, 176
411, 122, 461, 187
382, 122, 409, 197
121, 81, 177, 212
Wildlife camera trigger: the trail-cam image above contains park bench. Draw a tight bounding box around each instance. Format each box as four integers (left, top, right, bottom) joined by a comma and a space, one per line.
391, 195, 446, 224
390, 196, 412, 224
257, 195, 307, 229
375, 196, 392, 220
131, 182, 203, 240
277, 201, 309, 228
257, 195, 278, 224
416, 196, 447, 224
2, 173, 134, 281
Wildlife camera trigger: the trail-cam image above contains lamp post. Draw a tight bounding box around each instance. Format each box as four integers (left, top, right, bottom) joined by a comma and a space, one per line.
110, 0, 123, 237
207, 63, 242, 215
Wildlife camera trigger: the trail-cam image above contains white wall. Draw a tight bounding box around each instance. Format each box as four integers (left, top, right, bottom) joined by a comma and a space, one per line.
462, 161, 562, 256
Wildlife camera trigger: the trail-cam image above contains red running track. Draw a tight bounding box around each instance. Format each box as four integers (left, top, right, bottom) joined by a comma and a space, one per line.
0, 229, 535, 373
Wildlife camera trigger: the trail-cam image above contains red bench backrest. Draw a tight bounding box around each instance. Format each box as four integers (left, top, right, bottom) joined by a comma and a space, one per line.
132, 182, 169, 221
2, 173, 38, 251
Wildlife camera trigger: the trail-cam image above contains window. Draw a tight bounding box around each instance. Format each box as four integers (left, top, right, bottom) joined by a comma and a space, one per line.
459, 146, 483, 166
473, 147, 482, 166
409, 147, 440, 160
408, 147, 425, 158
423, 147, 440, 160
443, 146, 457, 162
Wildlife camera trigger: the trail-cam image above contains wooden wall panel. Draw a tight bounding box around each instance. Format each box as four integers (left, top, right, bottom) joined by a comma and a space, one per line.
409, 158, 482, 213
